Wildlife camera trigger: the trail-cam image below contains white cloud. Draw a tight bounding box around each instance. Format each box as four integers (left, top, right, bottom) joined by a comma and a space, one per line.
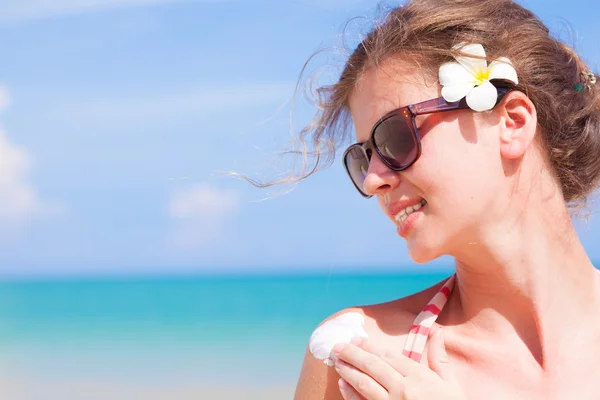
0, 86, 61, 231
0, 0, 209, 23
167, 183, 240, 251
0, 129, 61, 228
169, 183, 238, 219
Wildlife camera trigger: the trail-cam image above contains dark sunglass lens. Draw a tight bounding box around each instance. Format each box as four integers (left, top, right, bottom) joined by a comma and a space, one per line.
372, 115, 418, 169
344, 146, 370, 195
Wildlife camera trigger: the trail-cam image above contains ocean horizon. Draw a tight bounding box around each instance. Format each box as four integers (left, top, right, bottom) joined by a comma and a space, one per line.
4, 264, 597, 399
0, 269, 457, 399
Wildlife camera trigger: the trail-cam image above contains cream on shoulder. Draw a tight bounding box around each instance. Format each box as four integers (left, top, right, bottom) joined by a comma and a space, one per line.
308, 312, 368, 367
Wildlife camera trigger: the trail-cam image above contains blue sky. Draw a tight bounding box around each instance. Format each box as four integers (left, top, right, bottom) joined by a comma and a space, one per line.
0, 0, 598, 278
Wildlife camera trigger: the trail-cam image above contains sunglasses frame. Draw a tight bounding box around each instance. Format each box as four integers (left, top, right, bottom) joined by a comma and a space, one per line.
343, 86, 510, 198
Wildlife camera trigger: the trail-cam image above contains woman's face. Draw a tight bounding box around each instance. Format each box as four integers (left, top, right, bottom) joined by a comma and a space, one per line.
348, 61, 508, 262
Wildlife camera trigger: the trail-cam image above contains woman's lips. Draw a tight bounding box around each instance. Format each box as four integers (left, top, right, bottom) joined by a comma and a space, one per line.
390, 200, 427, 238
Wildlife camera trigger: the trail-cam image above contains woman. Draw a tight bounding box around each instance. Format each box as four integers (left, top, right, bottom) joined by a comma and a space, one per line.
292, 0, 600, 399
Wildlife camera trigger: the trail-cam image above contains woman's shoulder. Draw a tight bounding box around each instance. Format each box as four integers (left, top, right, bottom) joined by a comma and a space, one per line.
293, 278, 449, 400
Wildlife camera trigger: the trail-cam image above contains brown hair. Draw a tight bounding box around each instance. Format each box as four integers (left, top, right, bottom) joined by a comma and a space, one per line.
261, 0, 600, 206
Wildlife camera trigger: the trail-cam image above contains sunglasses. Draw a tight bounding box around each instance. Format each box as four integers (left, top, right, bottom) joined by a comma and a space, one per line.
343, 86, 510, 197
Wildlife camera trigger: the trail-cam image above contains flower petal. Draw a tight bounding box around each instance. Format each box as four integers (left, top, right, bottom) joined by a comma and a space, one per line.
466, 80, 498, 112
439, 62, 476, 86
442, 83, 474, 103
453, 43, 488, 76
488, 57, 519, 84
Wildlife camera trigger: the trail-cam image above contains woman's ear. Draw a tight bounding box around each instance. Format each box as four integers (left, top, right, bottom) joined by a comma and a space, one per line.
497, 91, 537, 160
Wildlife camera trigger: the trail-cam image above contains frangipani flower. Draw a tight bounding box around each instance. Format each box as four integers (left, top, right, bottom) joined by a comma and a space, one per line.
439, 43, 518, 112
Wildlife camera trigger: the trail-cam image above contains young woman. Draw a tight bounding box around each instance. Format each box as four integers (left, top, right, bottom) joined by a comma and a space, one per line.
292, 0, 600, 399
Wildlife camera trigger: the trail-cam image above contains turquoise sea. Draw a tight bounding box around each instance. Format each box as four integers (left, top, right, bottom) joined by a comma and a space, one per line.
0, 271, 452, 399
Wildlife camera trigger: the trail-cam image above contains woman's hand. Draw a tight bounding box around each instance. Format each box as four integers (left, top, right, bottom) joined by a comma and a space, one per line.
332, 326, 466, 400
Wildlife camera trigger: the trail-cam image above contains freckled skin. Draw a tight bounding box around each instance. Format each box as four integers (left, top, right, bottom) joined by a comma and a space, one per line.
295, 283, 449, 400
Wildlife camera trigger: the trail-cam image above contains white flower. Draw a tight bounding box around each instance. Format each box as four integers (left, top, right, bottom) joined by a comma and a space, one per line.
439, 43, 518, 112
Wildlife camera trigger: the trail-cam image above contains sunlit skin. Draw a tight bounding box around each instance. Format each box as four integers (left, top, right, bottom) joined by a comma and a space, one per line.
294, 59, 600, 399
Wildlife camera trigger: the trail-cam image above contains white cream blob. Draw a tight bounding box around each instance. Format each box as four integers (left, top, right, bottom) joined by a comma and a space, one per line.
309, 312, 369, 367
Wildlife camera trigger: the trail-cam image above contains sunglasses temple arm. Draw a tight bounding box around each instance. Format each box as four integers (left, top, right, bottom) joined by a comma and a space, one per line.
410, 97, 467, 116
411, 87, 510, 116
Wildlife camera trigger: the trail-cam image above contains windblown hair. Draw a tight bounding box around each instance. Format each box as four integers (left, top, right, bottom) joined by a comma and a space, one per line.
265, 0, 600, 206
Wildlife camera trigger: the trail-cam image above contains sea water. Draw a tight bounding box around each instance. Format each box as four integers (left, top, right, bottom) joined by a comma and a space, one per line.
0, 270, 451, 397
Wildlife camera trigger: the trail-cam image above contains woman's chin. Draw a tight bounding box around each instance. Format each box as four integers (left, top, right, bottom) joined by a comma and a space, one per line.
406, 240, 444, 264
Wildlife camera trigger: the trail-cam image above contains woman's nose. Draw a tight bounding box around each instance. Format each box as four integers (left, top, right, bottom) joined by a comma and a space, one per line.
362, 154, 401, 197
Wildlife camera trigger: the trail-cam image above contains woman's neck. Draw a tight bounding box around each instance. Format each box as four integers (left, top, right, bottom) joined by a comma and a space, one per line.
447, 197, 600, 368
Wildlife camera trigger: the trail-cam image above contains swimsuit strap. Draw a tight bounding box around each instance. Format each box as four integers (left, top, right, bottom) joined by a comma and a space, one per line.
402, 275, 455, 363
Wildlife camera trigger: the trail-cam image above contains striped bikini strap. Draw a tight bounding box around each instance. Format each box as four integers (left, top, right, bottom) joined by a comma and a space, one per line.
402, 275, 455, 363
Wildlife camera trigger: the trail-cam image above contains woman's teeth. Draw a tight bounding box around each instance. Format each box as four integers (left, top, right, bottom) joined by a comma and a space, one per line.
394, 200, 427, 223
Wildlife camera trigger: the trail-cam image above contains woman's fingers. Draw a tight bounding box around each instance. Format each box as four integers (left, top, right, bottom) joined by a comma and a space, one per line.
338, 379, 367, 400
334, 341, 402, 389
426, 326, 455, 381
334, 338, 467, 400
348, 338, 424, 379
334, 358, 389, 400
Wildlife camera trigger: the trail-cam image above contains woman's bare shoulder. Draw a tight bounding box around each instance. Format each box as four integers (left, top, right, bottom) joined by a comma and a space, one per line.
293, 278, 448, 400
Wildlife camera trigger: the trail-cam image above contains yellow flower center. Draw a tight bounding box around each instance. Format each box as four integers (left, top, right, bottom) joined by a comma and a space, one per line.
474, 69, 490, 86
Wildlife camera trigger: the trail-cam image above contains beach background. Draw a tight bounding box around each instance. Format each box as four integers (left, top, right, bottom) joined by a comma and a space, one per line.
0, 0, 598, 399
0, 271, 454, 399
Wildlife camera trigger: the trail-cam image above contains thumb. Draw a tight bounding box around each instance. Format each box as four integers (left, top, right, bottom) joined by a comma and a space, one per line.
427, 326, 454, 381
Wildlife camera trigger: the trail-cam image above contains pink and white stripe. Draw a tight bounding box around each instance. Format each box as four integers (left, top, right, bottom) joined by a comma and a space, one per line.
402, 275, 455, 363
